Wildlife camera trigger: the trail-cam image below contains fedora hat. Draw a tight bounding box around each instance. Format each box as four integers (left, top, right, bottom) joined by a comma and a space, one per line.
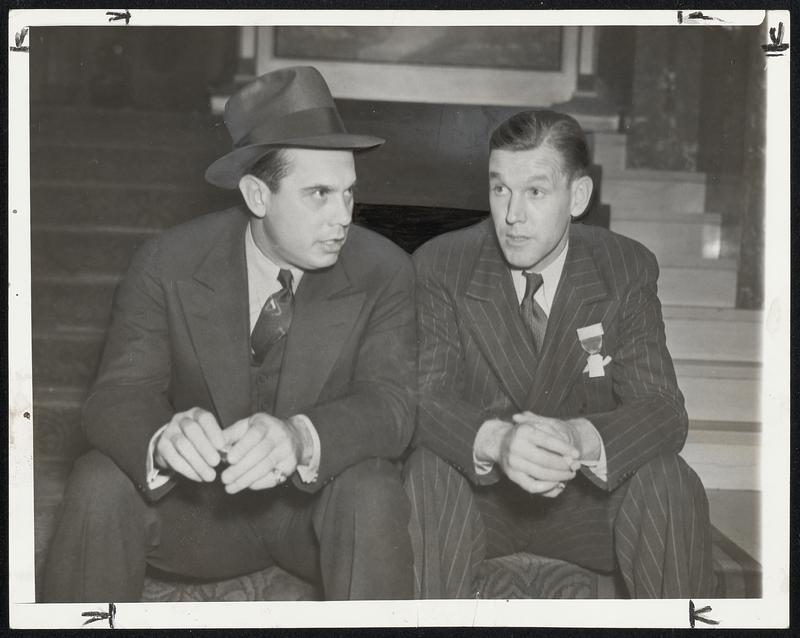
205, 66, 384, 189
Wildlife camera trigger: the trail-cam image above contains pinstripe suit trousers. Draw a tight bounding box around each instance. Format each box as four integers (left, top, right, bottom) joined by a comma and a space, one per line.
403, 447, 715, 599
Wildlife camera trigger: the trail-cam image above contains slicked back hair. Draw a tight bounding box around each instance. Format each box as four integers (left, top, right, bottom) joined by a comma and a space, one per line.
489, 110, 590, 181
248, 147, 293, 192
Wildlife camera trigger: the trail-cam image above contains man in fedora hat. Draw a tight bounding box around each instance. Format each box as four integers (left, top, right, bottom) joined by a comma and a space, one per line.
44, 66, 416, 601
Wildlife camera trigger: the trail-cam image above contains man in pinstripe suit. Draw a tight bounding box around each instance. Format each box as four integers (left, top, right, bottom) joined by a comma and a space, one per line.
405, 110, 714, 599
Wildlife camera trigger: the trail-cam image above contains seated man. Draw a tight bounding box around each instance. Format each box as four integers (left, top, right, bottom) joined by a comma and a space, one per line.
405, 109, 714, 599
44, 66, 416, 602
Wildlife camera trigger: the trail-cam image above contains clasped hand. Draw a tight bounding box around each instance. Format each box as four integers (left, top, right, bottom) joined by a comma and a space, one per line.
490, 412, 584, 498
154, 407, 304, 493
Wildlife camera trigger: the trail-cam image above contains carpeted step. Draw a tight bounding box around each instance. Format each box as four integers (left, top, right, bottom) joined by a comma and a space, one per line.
32, 275, 118, 333
31, 226, 156, 278
31, 181, 237, 229
31, 144, 224, 186
33, 331, 105, 390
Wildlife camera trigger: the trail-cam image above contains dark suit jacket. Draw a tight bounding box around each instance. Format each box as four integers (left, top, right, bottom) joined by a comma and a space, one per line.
413, 219, 687, 493
83, 207, 417, 501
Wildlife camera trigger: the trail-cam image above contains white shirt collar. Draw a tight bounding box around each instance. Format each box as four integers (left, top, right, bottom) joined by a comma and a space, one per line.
245, 223, 303, 331
510, 240, 569, 316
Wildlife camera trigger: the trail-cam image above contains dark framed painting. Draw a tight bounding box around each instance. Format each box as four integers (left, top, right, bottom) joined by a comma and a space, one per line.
274, 26, 563, 71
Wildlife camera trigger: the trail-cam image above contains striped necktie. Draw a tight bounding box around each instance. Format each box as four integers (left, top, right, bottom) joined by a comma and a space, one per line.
520, 271, 548, 353
251, 269, 294, 365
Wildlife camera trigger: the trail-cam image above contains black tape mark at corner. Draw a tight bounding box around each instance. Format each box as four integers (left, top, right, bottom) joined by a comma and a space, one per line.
10, 27, 29, 52
81, 602, 116, 629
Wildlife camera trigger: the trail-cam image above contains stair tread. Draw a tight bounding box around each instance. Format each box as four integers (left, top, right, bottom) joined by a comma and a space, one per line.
659, 257, 737, 270
662, 305, 762, 322
612, 209, 721, 222
604, 168, 707, 183
675, 358, 761, 378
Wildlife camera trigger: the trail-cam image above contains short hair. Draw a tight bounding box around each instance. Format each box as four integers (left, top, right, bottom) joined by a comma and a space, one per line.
489, 110, 590, 181
248, 147, 292, 192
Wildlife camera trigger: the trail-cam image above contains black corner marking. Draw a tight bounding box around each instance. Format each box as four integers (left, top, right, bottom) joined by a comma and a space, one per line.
81, 602, 117, 629
10, 27, 29, 52
106, 10, 131, 25
689, 599, 719, 628
762, 21, 789, 56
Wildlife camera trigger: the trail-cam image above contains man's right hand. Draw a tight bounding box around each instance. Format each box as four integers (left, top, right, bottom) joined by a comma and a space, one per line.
476, 419, 581, 496
153, 407, 226, 482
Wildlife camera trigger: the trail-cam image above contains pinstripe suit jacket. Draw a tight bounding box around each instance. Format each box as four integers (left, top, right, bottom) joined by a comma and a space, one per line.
413, 219, 688, 493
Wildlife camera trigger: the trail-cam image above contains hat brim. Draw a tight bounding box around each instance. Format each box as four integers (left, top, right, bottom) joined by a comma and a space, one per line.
205, 133, 385, 189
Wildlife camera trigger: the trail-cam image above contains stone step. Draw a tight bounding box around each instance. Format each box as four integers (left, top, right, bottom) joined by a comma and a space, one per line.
610, 212, 722, 261
31, 105, 229, 151
675, 359, 760, 423
658, 259, 738, 308
31, 225, 157, 278
31, 144, 223, 186
603, 169, 707, 214
30, 181, 238, 228
682, 425, 760, 492
663, 306, 761, 363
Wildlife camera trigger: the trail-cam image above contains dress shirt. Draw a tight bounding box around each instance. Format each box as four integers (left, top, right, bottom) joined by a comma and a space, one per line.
472, 240, 608, 482
146, 223, 321, 488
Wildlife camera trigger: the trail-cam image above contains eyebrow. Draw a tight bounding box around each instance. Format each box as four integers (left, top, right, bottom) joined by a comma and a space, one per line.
301, 179, 357, 193
488, 171, 554, 184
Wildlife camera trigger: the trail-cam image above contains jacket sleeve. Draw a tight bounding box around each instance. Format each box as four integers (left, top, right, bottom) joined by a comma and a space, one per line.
82, 237, 176, 502
413, 248, 501, 486
297, 256, 418, 493
582, 248, 688, 491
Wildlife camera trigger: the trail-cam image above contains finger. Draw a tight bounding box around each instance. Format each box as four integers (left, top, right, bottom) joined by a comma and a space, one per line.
227, 422, 269, 466
179, 417, 221, 467
506, 470, 559, 495
521, 426, 580, 459
190, 408, 226, 451
541, 483, 566, 498
508, 435, 578, 473
173, 435, 216, 482
222, 418, 251, 447
157, 441, 203, 482
508, 453, 576, 482
512, 411, 536, 423
224, 456, 276, 494
221, 436, 273, 484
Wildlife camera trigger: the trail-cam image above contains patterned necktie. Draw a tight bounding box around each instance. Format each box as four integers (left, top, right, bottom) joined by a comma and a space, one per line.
251, 269, 294, 364
520, 271, 548, 353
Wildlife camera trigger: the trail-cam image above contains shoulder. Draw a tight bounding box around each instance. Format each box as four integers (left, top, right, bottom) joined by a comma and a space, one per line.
136, 207, 247, 276
571, 222, 659, 286
412, 218, 491, 273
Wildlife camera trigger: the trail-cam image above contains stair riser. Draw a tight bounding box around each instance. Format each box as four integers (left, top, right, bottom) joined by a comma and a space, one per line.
682, 431, 760, 491
33, 336, 104, 389
679, 375, 760, 423
33, 402, 89, 460
32, 281, 116, 332
31, 146, 221, 186
665, 318, 761, 363
32, 231, 151, 278
31, 184, 237, 229
610, 219, 721, 261
603, 179, 706, 213
658, 267, 737, 308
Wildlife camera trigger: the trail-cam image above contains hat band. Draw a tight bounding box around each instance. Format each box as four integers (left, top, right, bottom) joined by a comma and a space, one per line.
236, 106, 347, 148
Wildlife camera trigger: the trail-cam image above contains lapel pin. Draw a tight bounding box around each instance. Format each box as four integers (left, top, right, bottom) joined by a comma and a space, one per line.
577, 323, 611, 378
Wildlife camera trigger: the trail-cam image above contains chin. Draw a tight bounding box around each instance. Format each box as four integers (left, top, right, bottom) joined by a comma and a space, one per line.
501, 245, 541, 270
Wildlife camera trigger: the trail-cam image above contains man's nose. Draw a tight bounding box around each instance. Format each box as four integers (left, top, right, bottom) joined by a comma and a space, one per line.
506, 193, 526, 225
331, 194, 353, 226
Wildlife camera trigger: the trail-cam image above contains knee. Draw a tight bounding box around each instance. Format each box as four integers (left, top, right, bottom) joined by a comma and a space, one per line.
65, 450, 139, 512
330, 458, 409, 524
634, 453, 707, 504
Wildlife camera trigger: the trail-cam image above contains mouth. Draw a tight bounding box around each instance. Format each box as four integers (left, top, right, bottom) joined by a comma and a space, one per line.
319, 237, 346, 251
504, 234, 531, 246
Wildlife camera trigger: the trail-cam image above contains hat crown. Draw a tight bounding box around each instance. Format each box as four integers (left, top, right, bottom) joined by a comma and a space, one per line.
224, 66, 337, 146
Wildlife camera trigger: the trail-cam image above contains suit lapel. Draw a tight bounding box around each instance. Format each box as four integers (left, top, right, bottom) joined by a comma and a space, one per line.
176, 210, 252, 428
527, 227, 612, 414
274, 260, 365, 417
463, 231, 537, 411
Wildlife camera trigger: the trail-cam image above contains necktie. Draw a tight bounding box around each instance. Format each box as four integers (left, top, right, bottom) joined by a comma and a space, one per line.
520, 271, 548, 353
251, 269, 294, 364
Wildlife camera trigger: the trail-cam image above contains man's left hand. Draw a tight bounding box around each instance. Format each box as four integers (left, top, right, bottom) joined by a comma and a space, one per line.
220, 413, 304, 494
511, 412, 602, 471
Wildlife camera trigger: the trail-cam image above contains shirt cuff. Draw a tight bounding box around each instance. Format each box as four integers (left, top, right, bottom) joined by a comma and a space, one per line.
578, 420, 608, 483
146, 423, 172, 490
473, 419, 507, 475
289, 414, 320, 484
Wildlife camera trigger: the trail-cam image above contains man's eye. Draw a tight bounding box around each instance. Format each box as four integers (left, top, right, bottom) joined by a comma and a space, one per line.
491, 184, 507, 195
529, 188, 543, 198
312, 189, 328, 199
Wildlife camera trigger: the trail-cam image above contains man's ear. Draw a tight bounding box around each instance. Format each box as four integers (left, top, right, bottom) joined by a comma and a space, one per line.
238, 174, 270, 218
569, 174, 594, 219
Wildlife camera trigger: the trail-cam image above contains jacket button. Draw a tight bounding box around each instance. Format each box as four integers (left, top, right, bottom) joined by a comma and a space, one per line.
257, 375, 267, 383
